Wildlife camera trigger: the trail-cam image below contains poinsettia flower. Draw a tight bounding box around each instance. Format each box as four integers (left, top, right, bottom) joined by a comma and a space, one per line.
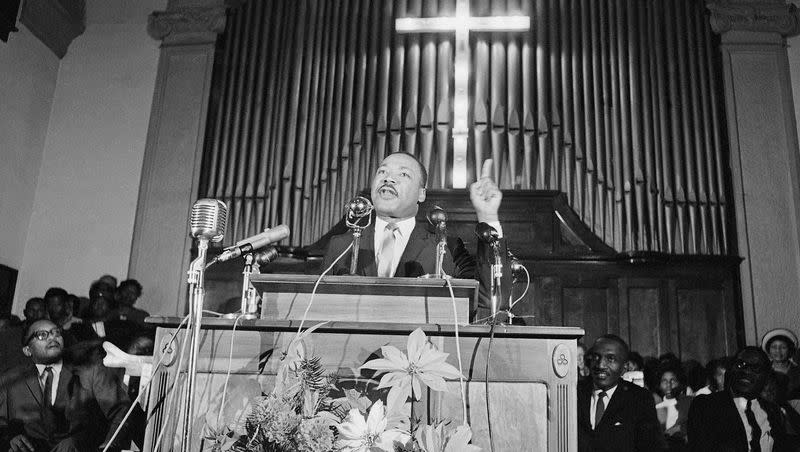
416, 424, 481, 452
361, 328, 464, 408
336, 400, 408, 452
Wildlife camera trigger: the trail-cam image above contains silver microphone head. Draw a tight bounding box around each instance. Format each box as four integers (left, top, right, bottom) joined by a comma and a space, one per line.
427, 205, 447, 226
190, 199, 228, 242
345, 196, 374, 229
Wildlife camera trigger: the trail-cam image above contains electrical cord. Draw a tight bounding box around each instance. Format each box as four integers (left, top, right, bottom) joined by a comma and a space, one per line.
295, 242, 352, 335
152, 314, 194, 451
216, 313, 245, 428
485, 320, 497, 452
443, 274, 468, 424
509, 263, 531, 310
102, 314, 190, 452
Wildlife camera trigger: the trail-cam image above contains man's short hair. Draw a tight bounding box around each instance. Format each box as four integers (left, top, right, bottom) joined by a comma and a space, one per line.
119, 279, 143, 297
594, 334, 630, 360
25, 297, 44, 309
44, 287, 68, 300
388, 152, 428, 188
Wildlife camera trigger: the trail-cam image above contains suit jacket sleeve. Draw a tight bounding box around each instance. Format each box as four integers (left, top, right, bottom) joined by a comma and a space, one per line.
687, 394, 712, 452
634, 387, 667, 451
91, 365, 133, 449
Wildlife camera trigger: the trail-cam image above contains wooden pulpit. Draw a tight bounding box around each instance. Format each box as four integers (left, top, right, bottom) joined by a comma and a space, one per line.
143, 276, 583, 451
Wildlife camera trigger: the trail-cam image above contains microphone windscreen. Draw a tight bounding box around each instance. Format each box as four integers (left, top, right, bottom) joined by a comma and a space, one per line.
475, 222, 500, 243
427, 205, 447, 225
190, 199, 228, 242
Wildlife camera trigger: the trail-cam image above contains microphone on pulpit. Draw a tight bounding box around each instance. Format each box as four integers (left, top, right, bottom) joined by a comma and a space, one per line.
476, 222, 503, 319
427, 206, 448, 278
345, 196, 373, 275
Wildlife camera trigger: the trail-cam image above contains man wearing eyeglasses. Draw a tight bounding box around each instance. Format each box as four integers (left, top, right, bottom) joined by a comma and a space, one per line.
0, 320, 132, 451
688, 346, 788, 452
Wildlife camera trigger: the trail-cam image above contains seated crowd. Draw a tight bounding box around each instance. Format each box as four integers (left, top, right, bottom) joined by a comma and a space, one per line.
578, 330, 800, 451
0, 275, 152, 451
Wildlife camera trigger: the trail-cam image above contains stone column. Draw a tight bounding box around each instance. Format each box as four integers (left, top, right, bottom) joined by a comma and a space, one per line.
128, 0, 226, 315
708, 0, 800, 344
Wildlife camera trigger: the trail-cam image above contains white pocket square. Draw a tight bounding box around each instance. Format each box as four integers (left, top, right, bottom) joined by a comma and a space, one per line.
613, 422, 623, 426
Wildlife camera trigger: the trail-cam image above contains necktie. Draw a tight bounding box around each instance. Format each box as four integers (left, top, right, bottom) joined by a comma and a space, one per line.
594, 391, 607, 429
745, 399, 762, 452
41, 366, 53, 408
377, 223, 399, 277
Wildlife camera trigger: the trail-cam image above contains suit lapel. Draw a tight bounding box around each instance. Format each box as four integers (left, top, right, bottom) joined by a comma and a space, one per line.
577, 382, 593, 431
23, 363, 43, 407
395, 223, 433, 276
358, 224, 377, 276
54, 364, 73, 408
596, 382, 629, 429
721, 392, 748, 445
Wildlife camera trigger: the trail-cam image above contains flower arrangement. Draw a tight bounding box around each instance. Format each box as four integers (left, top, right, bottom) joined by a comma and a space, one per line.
212, 327, 480, 452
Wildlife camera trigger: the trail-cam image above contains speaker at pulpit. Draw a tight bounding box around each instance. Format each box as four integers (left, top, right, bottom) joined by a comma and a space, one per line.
143, 276, 582, 451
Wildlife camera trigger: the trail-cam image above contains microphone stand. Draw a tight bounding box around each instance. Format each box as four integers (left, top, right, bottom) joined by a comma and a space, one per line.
489, 241, 503, 321
181, 236, 209, 452
240, 253, 260, 319
349, 227, 364, 275
433, 223, 447, 278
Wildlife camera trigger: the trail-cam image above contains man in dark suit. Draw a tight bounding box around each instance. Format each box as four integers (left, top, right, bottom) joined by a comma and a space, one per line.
0, 319, 132, 451
323, 153, 511, 314
578, 334, 665, 452
688, 346, 787, 452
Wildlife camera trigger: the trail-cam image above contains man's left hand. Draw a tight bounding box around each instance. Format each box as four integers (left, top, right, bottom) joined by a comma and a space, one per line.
470, 159, 502, 223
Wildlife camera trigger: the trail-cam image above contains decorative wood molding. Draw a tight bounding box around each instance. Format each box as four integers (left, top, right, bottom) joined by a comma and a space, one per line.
147, 6, 226, 41
707, 0, 800, 36
19, 0, 85, 59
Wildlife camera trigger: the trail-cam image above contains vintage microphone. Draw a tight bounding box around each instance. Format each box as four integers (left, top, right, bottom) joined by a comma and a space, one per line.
239, 246, 280, 319
475, 222, 503, 320
427, 205, 448, 278
183, 198, 227, 452
345, 196, 373, 274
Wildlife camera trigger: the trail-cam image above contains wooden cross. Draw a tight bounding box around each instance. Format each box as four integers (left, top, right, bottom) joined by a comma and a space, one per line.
396, 0, 530, 188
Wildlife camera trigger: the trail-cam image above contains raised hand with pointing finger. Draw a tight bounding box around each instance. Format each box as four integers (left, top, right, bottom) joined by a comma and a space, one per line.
470, 159, 502, 223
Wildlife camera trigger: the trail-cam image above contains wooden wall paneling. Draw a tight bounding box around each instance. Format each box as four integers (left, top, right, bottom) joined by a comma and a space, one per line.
623, 278, 667, 357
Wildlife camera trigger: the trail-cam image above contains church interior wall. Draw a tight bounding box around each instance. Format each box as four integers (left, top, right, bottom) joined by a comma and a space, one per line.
0, 23, 58, 272
10, 2, 163, 312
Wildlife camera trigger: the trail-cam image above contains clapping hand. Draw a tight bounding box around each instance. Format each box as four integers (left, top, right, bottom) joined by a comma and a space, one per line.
470, 159, 502, 223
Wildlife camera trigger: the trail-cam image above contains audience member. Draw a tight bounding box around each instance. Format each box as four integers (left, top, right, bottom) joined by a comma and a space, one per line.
98, 274, 118, 291
763, 329, 800, 400
578, 342, 590, 383
22, 298, 46, 323
654, 363, 692, 450
695, 357, 731, 395
682, 359, 706, 396
688, 346, 788, 452
578, 334, 664, 451
0, 319, 133, 451
114, 279, 150, 331
88, 282, 137, 351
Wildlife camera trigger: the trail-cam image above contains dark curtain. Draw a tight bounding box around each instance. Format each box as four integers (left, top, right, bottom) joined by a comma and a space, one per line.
198, 0, 731, 255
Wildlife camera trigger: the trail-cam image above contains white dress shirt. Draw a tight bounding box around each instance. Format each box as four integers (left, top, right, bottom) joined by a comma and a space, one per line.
374, 216, 417, 277
590, 384, 618, 429
733, 397, 774, 452
374, 216, 504, 277
35, 361, 63, 405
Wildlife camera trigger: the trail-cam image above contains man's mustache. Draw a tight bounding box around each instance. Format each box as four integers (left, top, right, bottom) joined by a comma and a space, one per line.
378, 184, 398, 195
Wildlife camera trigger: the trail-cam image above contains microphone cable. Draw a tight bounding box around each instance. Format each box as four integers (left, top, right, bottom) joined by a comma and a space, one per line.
295, 242, 353, 335
485, 320, 497, 452
443, 273, 468, 424
217, 313, 246, 430
152, 314, 195, 451
102, 314, 190, 452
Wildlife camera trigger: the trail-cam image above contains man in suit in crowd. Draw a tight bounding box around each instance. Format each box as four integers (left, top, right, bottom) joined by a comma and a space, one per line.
578, 334, 665, 452
323, 152, 511, 315
0, 319, 132, 451
688, 346, 787, 452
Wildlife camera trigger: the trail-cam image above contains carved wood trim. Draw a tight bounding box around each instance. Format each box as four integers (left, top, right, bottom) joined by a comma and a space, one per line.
707, 0, 800, 36
147, 6, 226, 41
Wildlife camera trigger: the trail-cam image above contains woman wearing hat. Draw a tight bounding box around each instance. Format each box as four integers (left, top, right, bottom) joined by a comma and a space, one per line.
762, 328, 800, 400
